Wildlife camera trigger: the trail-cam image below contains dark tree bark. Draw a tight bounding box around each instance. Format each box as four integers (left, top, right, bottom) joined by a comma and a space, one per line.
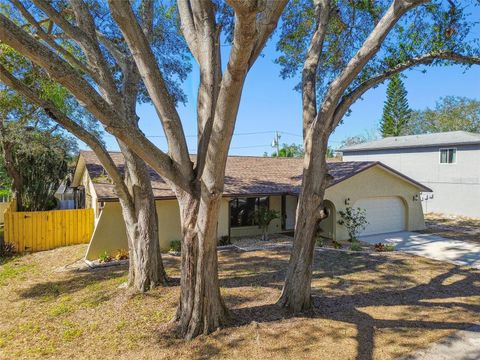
278, 135, 330, 312
173, 189, 228, 339
122, 147, 167, 291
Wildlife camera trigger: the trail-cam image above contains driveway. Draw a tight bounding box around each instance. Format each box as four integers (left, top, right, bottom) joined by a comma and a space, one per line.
360, 231, 480, 269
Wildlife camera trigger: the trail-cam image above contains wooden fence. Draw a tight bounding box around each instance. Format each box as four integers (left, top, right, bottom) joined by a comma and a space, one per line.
4, 208, 94, 253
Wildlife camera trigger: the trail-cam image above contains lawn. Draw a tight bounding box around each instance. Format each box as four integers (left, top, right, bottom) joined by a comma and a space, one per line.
1, 245, 479, 359
423, 213, 480, 244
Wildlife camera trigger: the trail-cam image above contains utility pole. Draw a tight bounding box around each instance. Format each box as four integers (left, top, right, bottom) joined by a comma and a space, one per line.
271, 131, 281, 156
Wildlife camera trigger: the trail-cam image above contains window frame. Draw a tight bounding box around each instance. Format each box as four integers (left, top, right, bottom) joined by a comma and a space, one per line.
229, 196, 270, 228
439, 147, 457, 164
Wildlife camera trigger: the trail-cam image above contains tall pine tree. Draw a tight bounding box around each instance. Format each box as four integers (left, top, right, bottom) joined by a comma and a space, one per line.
380, 74, 412, 137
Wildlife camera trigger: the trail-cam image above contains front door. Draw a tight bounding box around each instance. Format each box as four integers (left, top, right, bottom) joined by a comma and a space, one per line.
285, 195, 297, 230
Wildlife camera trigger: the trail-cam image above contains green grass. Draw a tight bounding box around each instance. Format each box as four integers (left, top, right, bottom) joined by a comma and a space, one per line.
0, 261, 34, 286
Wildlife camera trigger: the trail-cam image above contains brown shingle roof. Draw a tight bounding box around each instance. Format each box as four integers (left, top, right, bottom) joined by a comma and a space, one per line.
79, 151, 426, 201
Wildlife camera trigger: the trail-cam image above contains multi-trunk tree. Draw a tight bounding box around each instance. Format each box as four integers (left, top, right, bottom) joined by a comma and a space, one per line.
0, 0, 287, 339
275, 0, 480, 313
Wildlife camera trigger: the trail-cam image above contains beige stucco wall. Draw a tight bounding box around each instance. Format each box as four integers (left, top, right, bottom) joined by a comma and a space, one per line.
325, 166, 426, 241
85, 195, 284, 260
84, 165, 426, 260
228, 195, 283, 238
85, 202, 128, 260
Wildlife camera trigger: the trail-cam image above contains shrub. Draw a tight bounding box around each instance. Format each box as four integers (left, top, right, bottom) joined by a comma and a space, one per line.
338, 207, 368, 242
114, 249, 129, 261
254, 206, 279, 241
218, 235, 231, 246
375, 243, 395, 252
384, 244, 395, 252
0, 242, 15, 258
169, 240, 181, 253
98, 251, 112, 263
315, 237, 325, 247
349, 242, 363, 251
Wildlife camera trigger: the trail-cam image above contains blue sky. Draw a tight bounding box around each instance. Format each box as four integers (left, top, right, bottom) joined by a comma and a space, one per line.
98, 24, 480, 156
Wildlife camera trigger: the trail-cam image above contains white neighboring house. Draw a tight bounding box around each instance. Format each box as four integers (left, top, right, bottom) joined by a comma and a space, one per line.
341, 131, 480, 218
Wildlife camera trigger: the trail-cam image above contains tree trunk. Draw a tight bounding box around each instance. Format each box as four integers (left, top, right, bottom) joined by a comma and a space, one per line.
2, 141, 24, 211
278, 136, 330, 313
173, 188, 228, 339
121, 147, 167, 292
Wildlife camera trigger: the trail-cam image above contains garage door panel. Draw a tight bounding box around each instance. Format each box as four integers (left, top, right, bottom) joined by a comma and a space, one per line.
354, 197, 405, 236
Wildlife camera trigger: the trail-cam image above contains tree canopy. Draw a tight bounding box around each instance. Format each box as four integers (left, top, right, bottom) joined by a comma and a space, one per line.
406, 96, 480, 134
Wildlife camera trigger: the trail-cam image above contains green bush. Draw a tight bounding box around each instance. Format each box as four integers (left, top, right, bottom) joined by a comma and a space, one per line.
338, 207, 369, 242
98, 251, 112, 263
169, 240, 181, 252
315, 237, 325, 247
384, 243, 395, 252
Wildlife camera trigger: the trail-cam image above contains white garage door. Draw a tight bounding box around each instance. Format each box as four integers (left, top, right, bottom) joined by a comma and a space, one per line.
354, 197, 406, 236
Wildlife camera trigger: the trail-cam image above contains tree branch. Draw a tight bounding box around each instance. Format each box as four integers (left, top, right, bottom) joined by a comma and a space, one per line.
177, 0, 199, 60
10, 0, 94, 78
107, 0, 193, 180
0, 14, 189, 190
301, 0, 330, 136
318, 0, 429, 126
332, 51, 480, 129
248, 0, 289, 69
0, 63, 133, 207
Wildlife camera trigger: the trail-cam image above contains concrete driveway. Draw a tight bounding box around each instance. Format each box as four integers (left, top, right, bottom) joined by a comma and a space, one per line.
360, 231, 480, 269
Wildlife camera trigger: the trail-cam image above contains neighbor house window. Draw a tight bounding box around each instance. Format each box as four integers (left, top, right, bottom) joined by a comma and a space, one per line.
230, 197, 269, 227
440, 148, 456, 164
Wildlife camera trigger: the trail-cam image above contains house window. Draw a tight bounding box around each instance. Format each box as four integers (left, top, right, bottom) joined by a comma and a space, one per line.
440, 148, 456, 164
230, 197, 269, 227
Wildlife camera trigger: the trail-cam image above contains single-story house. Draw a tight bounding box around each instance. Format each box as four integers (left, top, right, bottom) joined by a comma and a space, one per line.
72, 151, 431, 260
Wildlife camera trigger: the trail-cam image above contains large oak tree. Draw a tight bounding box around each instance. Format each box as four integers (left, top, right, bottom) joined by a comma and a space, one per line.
0, 0, 287, 338
276, 0, 480, 313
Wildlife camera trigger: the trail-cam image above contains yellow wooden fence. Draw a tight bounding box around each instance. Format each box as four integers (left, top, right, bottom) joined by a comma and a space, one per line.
4, 208, 94, 253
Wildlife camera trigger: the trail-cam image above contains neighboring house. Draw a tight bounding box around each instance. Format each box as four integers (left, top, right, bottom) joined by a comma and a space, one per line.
341, 131, 480, 218
72, 151, 430, 260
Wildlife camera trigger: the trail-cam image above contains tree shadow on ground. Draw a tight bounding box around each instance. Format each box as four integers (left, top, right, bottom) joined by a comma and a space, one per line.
17, 266, 127, 299
229, 265, 480, 360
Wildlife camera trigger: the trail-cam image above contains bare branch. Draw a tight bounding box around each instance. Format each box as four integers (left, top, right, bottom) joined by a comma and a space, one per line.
10, 0, 94, 78
301, 0, 331, 136
107, 0, 193, 180
332, 51, 480, 129
0, 63, 133, 207
0, 14, 188, 190
67, 0, 121, 106
248, 0, 289, 69
177, 0, 199, 59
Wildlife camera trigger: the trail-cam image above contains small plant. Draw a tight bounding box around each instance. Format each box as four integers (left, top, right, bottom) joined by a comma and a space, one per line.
375, 243, 395, 252
0, 242, 16, 258
349, 242, 363, 251
114, 249, 129, 261
218, 235, 231, 246
169, 240, 181, 253
332, 240, 342, 249
384, 244, 395, 252
98, 251, 112, 263
254, 206, 279, 241
338, 207, 369, 242
315, 237, 325, 247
